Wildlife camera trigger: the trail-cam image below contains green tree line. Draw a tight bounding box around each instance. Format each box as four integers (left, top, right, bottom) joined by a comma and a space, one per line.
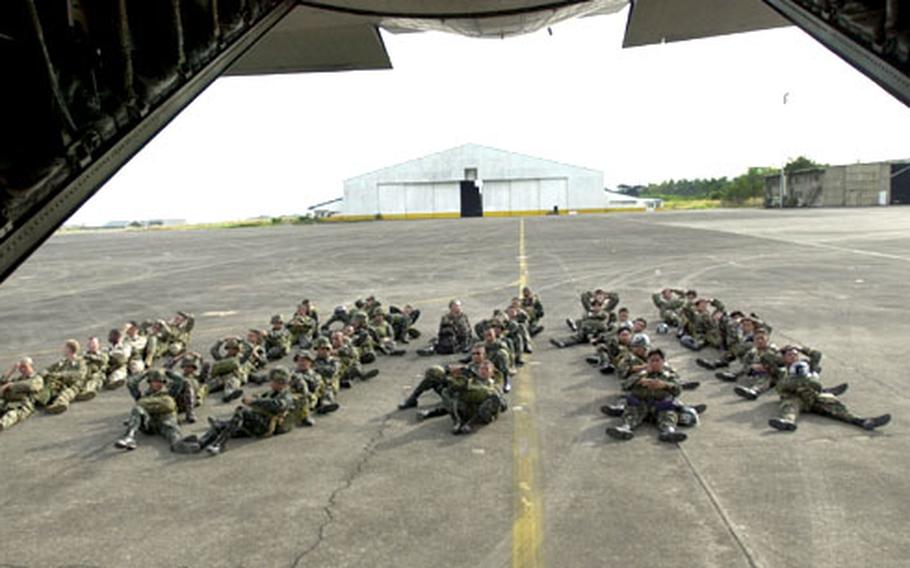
617, 156, 824, 204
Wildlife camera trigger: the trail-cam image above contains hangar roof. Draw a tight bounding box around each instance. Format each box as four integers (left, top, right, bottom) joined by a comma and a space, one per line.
344, 143, 602, 184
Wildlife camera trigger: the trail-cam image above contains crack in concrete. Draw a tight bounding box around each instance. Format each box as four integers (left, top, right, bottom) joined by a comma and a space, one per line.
290, 412, 393, 568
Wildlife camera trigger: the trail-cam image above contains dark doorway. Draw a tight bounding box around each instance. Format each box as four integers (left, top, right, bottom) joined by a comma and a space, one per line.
460, 181, 483, 217
890, 164, 910, 205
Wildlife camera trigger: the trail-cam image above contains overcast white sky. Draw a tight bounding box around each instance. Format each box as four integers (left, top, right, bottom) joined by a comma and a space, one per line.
69, 8, 910, 225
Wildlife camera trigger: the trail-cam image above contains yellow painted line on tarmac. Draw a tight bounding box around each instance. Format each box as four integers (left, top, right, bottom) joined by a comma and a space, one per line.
512, 219, 545, 568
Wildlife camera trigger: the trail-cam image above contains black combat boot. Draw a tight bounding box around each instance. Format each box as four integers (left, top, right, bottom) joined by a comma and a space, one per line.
600, 404, 624, 417
206, 411, 243, 456
361, 369, 380, 380
114, 427, 139, 450
398, 393, 419, 410
316, 395, 340, 414
734, 385, 759, 400
417, 407, 449, 421
606, 424, 634, 440
715, 371, 738, 382
565, 318, 577, 332
599, 363, 615, 375
680, 381, 700, 391
658, 426, 687, 443
301, 416, 315, 427
585, 354, 600, 365
855, 414, 891, 430
695, 358, 716, 370
530, 324, 544, 337
769, 417, 798, 431
222, 388, 244, 403
550, 338, 565, 348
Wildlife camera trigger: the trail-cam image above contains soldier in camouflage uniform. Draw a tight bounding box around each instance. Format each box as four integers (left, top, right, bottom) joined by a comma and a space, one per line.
369, 308, 406, 356
652, 288, 686, 327
124, 321, 150, 375
103, 328, 130, 390
39, 339, 89, 414
78, 336, 107, 401
287, 301, 319, 349
769, 346, 890, 432
115, 369, 199, 453
194, 367, 296, 456
504, 305, 533, 360
520, 286, 545, 335
293, 350, 339, 415
400, 345, 493, 413
696, 314, 772, 371
551, 301, 610, 348
726, 331, 843, 401
320, 305, 352, 334
590, 326, 633, 374
264, 315, 292, 361
679, 297, 726, 351
331, 331, 379, 388
479, 327, 515, 393
206, 338, 248, 403
0, 357, 44, 432
313, 337, 343, 411
347, 311, 378, 364
450, 360, 505, 435
289, 353, 319, 427
387, 304, 421, 344
606, 348, 689, 443
417, 300, 473, 356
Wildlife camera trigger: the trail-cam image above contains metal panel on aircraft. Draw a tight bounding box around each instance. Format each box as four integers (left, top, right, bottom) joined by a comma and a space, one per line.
623, 0, 789, 47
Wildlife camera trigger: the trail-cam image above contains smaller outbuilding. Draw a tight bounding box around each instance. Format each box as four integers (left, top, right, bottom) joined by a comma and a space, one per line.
766, 159, 910, 207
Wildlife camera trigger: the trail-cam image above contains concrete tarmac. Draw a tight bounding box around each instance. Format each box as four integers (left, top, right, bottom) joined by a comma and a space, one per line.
0, 207, 908, 567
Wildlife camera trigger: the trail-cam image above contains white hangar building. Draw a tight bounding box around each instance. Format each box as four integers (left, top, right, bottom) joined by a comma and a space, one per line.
334, 144, 637, 221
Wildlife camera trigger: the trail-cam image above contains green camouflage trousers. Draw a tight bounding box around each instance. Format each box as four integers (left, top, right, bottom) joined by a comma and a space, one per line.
0, 400, 35, 431
128, 406, 182, 446
779, 393, 857, 424
621, 403, 679, 431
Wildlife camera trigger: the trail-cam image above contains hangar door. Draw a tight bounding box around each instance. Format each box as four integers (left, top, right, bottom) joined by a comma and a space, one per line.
482, 178, 568, 214
377, 182, 460, 217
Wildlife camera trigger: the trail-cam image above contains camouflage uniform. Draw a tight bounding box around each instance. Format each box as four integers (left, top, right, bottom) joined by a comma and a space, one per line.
287, 311, 319, 349
0, 369, 44, 432
206, 340, 249, 402
369, 310, 405, 356
104, 338, 130, 390
116, 369, 195, 452
520, 291, 545, 327
769, 360, 888, 432
436, 311, 473, 354
39, 356, 88, 414
313, 339, 342, 405
264, 316, 292, 361
651, 289, 685, 327
79, 347, 107, 401
607, 368, 686, 442
680, 299, 726, 351
551, 306, 610, 348
124, 330, 149, 375
292, 351, 338, 415
197, 369, 296, 455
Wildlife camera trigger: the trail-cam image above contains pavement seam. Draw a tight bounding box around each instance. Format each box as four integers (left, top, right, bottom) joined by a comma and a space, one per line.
290, 412, 393, 568
677, 445, 761, 568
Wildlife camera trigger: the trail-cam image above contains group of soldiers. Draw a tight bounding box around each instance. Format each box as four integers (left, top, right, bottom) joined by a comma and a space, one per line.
653, 288, 889, 433
1, 313, 195, 432
398, 287, 545, 434
0, 296, 425, 455
2, 283, 891, 452
546, 286, 891, 442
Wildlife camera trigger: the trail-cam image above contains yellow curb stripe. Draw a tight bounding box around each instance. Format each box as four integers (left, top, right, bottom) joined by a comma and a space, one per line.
512, 219, 545, 567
